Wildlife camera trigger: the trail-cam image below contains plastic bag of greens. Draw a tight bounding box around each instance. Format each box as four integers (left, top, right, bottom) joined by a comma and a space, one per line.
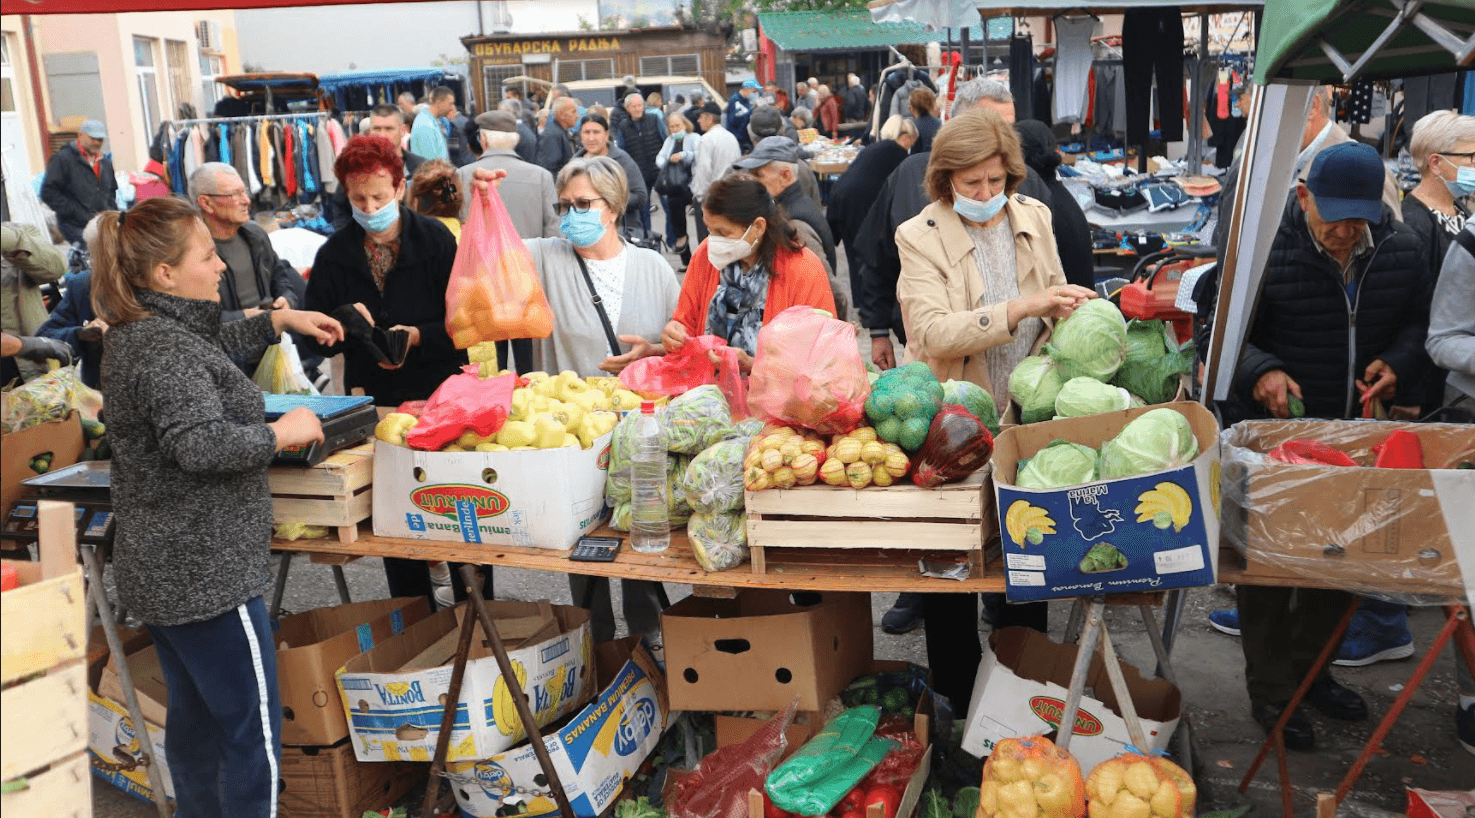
1008, 356, 1066, 425
689, 511, 748, 571
1045, 298, 1128, 382
668, 454, 693, 526
605, 410, 645, 505
1112, 319, 1193, 405
1099, 407, 1199, 479
766, 707, 896, 816
1053, 376, 1136, 419
1, 363, 103, 432
683, 438, 752, 514
1015, 440, 1100, 489
663, 385, 737, 455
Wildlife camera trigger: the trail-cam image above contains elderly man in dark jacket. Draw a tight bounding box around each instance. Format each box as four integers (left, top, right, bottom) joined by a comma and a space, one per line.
1232, 141, 1430, 753
1015, 120, 1094, 290
41, 120, 117, 244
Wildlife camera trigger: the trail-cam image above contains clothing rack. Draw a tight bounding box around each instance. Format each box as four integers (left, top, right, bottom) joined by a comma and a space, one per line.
166, 110, 328, 129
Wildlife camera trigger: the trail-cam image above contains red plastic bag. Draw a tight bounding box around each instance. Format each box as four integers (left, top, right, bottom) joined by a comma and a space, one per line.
403, 368, 515, 451
620, 335, 749, 418
1373, 430, 1424, 469
665, 701, 797, 818
1267, 439, 1359, 467
444, 187, 554, 347
748, 306, 870, 435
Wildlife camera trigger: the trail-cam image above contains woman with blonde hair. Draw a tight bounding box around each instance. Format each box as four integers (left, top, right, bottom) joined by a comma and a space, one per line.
895, 107, 1095, 710
92, 195, 342, 815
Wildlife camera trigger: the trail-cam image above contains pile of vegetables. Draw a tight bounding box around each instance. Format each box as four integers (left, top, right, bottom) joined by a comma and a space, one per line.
766, 707, 896, 817
1010, 302, 1191, 424
1016, 441, 1099, 490
1084, 752, 1196, 818
1009, 408, 1200, 492
744, 426, 830, 490
911, 406, 994, 489
682, 434, 758, 571
865, 363, 945, 453
977, 735, 1086, 818
821, 428, 911, 489
77, 417, 110, 463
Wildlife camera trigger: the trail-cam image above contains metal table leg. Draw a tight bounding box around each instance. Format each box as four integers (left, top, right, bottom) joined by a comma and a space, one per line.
1141, 604, 1196, 776
331, 564, 352, 604
270, 552, 293, 617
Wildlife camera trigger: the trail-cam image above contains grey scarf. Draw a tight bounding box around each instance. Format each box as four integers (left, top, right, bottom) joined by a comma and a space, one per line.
706, 260, 769, 356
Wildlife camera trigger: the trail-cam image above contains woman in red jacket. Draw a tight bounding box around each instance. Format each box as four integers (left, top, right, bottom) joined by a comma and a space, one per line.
661, 173, 834, 370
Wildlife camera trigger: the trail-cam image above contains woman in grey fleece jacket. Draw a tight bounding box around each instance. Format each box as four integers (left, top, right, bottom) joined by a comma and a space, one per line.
93, 196, 343, 817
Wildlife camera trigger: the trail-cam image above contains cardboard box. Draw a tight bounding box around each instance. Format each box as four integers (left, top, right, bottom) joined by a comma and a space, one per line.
370, 434, 612, 549
281, 739, 425, 818
336, 601, 594, 763
98, 643, 169, 727
713, 711, 820, 761
87, 690, 174, 804
1221, 419, 1475, 597
961, 627, 1180, 776
1, 411, 83, 520
661, 590, 873, 712
277, 597, 430, 746
447, 639, 668, 818
992, 402, 1221, 601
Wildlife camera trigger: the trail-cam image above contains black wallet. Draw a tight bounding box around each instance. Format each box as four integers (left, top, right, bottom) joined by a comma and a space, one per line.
330, 304, 411, 367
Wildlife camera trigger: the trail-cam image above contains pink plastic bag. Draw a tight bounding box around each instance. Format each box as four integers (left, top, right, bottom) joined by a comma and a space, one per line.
444, 188, 554, 347
403, 368, 515, 451
1267, 439, 1358, 467
620, 335, 749, 419
748, 306, 869, 435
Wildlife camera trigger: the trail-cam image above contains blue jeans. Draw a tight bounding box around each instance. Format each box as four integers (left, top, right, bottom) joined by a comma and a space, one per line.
146, 596, 281, 818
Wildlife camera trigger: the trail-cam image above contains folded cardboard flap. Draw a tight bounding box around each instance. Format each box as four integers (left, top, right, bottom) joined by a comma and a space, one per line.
988, 627, 1180, 724
994, 402, 1218, 486
99, 643, 170, 727
1, 411, 84, 518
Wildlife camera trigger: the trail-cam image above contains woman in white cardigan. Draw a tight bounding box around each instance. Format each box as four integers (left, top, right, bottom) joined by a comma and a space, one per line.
524, 155, 679, 644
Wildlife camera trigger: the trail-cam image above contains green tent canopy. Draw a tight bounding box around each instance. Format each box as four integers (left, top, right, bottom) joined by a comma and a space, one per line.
1255, 0, 1474, 84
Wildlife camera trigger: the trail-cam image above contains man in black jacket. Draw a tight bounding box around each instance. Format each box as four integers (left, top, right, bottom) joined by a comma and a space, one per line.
190, 163, 305, 324
1233, 141, 1430, 752
614, 93, 665, 232
537, 97, 579, 178
41, 120, 117, 244
735, 136, 837, 274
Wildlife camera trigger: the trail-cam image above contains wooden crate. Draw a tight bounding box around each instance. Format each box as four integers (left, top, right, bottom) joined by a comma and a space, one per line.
280, 739, 424, 818
2, 501, 90, 817
269, 443, 373, 544
744, 469, 993, 575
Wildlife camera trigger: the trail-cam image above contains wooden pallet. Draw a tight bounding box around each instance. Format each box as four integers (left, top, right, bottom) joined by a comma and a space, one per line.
744, 468, 994, 575
2, 501, 90, 818
269, 443, 373, 544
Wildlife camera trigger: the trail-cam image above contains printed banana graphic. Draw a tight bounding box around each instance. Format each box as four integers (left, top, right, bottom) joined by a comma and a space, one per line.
1135, 482, 1193, 532
491, 659, 529, 738
1006, 500, 1056, 546
540, 664, 569, 721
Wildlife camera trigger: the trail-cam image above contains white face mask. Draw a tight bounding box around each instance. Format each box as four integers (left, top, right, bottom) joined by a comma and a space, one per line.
707, 223, 757, 268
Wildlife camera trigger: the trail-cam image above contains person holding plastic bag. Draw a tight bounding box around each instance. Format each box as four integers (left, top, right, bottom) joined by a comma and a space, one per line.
894, 109, 1094, 713
520, 155, 679, 644
661, 173, 835, 372
90, 196, 343, 817
303, 134, 467, 407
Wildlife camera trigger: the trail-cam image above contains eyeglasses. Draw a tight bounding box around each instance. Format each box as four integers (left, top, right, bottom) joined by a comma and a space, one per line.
1437, 151, 1475, 165
554, 197, 605, 215
204, 189, 249, 199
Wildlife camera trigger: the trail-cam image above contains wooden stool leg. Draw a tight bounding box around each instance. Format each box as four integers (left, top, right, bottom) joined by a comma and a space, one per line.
1056, 598, 1105, 752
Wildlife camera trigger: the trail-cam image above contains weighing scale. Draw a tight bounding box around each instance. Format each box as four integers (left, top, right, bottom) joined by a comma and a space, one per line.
263, 394, 377, 467
2, 461, 115, 551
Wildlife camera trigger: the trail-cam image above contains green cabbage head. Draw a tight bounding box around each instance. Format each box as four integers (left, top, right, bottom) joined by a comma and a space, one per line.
1099, 407, 1200, 479
1008, 355, 1066, 425
1112, 319, 1193, 405
1046, 298, 1129, 382
1016, 440, 1100, 489
1054, 376, 1136, 419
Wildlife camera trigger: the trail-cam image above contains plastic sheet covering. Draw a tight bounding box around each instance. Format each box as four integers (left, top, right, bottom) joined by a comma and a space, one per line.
1220, 419, 1475, 604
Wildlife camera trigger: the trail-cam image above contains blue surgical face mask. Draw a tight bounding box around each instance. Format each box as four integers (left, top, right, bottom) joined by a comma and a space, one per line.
952, 186, 1007, 223
352, 198, 400, 234
560, 207, 606, 247
1443, 163, 1475, 198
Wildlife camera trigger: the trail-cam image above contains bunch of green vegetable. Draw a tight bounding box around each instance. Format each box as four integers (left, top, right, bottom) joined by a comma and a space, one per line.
865, 362, 944, 452
614, 796, 666, 818
682, 437, 752, 514
1016, 440, 1100, 489
1053, 377, 1136, 420
663, 385, 738, 455
688, 511, 748, 571
1111, 319, 1193, 406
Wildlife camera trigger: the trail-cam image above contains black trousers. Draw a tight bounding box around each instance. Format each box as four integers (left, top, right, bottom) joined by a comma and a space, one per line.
923, 592, 1048, 714
383, 557, 494, 610
1122, 7, 1185, 145
494, 338, 534, 374
1236, 583, 1354, 707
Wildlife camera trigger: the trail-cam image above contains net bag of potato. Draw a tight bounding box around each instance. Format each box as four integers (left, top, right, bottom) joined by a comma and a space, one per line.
979, 735, 1086, 818
1084, 751, 1195, 818
445, 187, 554, 346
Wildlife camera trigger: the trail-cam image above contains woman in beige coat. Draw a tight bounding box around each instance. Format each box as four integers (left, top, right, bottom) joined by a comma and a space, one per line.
894, 108, 1095, 712
896, 108, 1094, 413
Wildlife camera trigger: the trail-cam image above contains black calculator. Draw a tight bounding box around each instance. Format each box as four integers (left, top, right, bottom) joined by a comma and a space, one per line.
569, 536, 622, 562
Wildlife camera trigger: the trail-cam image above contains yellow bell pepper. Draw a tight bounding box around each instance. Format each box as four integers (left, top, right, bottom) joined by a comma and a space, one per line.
532, 415, 566, 449
1084, 754, 1194, 818
497, 421, 537, 448
510, 389, 532, 421
548, 399, 585, 430
586, 376, 620, 396
611, 388, 643, 411
467, 341, 499, 367
568, 389, 609, 413
374, 413, 419, 446
475, 442, 509, 452
555, 370, 591, 401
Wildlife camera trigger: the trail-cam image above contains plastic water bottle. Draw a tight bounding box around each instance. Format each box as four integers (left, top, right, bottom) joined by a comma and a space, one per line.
630, 401, 670, 554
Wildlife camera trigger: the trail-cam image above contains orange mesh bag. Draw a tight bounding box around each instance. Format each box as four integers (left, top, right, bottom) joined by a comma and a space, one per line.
1084, 751, 1195, 818
978, 735, 1086, 818
445, 187, 554, 346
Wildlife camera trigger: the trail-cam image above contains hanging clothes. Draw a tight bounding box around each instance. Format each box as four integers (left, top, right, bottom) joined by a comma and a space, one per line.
243, 124, 262, 196
316, 121, 339, 195
327, 118, 348, 155
282, 123, 298, 199
258, 123, 275, 189
1122, 6, 1185, 145
1052, 16, 1098, 124
1348, 80, 1374, 124
217, 124, 232, 165
1010, 34, 1036, 122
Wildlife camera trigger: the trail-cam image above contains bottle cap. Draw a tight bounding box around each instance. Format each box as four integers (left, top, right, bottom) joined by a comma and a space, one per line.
641, 400, 656, 413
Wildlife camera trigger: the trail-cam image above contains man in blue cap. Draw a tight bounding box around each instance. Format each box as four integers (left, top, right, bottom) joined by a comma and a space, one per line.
42, 119, 117, 245
727, 78, 761, 153
1232, 140, 1432, 751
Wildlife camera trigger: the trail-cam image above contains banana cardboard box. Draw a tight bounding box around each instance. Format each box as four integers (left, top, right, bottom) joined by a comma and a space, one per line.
370, 430, 613, 550
447, 639, 667, 818
992, 402, 1220, 602
87, 691, 174, 804
336, 601, 594, 763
